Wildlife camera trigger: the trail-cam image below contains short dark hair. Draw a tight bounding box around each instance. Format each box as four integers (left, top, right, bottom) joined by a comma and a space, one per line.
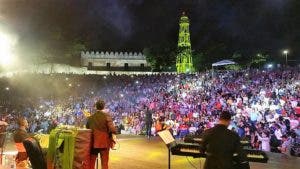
219, 111, 232, 121
95, 99, 105, 110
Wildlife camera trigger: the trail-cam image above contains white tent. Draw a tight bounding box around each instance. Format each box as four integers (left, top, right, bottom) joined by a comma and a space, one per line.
212, 60, 236, 67
211, 60, 237, 77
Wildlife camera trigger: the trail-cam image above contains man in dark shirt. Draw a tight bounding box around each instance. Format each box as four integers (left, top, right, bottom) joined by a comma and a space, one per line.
86, 99, 117, 169
13, 117, 30, 164
145, 105, 153, 139
201, 111, 248, 169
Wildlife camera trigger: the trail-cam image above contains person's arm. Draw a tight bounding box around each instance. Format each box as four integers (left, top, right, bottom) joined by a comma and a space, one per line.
106, 114, 117, 134
278, 141, 289, 153
200, 129, 209, 153
259, 136, 270, 141
234, 135, 250, 169
256, 132, 269, 141
0, 121, 8, 126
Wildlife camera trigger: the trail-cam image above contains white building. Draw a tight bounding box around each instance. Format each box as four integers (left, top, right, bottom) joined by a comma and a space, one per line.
81, 51, 150, 71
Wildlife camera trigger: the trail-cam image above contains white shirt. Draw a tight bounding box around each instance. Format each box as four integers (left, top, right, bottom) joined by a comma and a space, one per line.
257, 135, 270, 151
290, 100, 297, 108
290, 119, 299, 129
189, 127, 198, 134
270, 104, 278, 111
279, 99, 286, 106
275, 129, 283, 140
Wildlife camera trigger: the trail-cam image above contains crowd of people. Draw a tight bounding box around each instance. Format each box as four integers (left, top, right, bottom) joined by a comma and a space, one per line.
0, 68, 299, 156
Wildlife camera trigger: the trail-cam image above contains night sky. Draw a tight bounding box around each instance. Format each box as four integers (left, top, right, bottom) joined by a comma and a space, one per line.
0, 0, 299, 63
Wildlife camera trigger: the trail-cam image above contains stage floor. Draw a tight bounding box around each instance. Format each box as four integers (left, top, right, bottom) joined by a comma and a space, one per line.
1, 134, 300, 169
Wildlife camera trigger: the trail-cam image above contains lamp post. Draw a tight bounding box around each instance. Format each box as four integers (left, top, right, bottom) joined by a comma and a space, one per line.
283, 50, 288, 65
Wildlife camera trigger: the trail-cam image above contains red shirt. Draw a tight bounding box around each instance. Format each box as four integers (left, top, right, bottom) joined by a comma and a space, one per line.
215, 102, 222, 110
295, 106, 300, 115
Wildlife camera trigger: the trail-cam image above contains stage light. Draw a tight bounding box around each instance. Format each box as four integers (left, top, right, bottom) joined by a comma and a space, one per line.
136, 80, 139, 84
5, 87, 9, 91
283, 50, 289, 65
0, 33, 14, 66
267, 64, 273, 68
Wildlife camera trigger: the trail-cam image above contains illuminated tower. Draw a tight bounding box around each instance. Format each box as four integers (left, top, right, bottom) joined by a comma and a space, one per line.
176, 12, 194, 73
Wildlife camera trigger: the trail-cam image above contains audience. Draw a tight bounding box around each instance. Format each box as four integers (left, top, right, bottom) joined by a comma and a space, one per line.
0, 68, 299, 156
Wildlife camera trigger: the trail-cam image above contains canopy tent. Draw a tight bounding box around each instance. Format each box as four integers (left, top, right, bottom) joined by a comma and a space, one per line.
211, 60, 237, 77
212, 60, 236, 67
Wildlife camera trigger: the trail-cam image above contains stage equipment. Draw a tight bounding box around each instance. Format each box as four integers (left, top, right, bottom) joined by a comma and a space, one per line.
47, 125, 92, 169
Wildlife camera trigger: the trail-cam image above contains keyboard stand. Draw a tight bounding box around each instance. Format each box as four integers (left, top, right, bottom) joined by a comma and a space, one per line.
158, 130, 177, 169
168, 147, 171, 169
166, 140, 177, 169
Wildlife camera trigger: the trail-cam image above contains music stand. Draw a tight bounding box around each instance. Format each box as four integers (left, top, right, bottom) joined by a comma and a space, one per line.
157, 130, 176, 169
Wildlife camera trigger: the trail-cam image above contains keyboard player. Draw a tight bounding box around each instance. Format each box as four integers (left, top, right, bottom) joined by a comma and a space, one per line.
200, 111, 249, 169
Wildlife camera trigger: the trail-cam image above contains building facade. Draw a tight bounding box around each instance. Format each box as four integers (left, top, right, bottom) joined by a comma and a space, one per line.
176, 12, 194, 73
81, 51, 150, 71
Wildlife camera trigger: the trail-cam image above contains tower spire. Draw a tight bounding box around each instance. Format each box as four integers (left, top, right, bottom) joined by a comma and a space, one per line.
176, 13, 194, 73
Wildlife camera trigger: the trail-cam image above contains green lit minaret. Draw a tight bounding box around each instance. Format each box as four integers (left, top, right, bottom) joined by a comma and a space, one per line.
176, 12, 194, 73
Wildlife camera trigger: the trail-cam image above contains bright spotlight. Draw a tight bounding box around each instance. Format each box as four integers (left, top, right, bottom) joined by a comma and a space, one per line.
5, 87, 9, 91
0, 33, 14, 66
267, 64, 273, 68
283, 50, 288, 54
